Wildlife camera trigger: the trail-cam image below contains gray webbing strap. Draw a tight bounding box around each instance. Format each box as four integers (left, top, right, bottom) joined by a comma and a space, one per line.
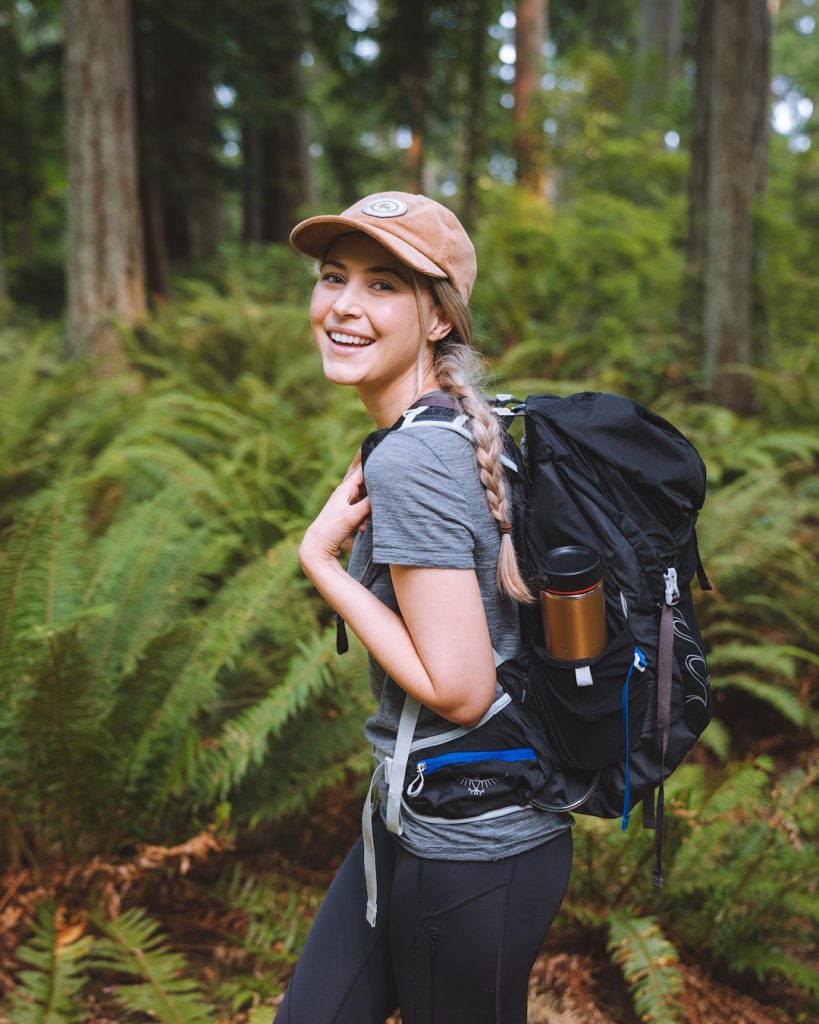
362, 760, 386, 927
366, 649, 506, 925
385, 694, 422, 835
652, 602, 675, 888
398, 415, 518, 473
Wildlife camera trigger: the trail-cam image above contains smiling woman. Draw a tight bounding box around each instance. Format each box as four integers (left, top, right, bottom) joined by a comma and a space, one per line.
309, 234, 453, 423
276, 192, 572, 1024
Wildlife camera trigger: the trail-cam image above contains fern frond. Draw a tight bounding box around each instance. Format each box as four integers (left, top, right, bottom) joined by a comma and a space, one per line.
607, 914, 684, 1023
124, 541, 301, 792
711, 674, 807, 726
7, 903, 93, 1024
91, 907, 212, 1024
747, 951, 819, 997
200, 627, 367, 802
85, 486, 234, 680
698, 717, 731, 760
0, 480, 89, 689
706, 641, 800, 680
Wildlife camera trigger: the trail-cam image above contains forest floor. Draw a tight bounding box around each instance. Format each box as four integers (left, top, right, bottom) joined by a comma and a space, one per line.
0, 787, 805, 1024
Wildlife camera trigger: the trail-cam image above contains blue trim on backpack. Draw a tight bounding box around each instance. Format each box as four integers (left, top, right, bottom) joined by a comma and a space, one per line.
418, 748, 538, 774
621, 646, 647, 831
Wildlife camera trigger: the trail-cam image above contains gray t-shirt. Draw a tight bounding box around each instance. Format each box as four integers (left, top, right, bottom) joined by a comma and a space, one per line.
347, 415, 571, 861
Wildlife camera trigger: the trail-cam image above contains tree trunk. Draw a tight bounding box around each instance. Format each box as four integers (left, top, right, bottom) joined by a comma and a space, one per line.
258, 0, 312, 243
514, 0, 548, 196
461, 0, 488, 233
695, 0, 770, 413
4, 3, 37, 269
408, 63, 426, 194
143, 183, 171, 300
64, 0, 146, 367
634, 0, 682, 107
242, 122, 264, 247
0, 189, 7, 307
681, 0, 713, 342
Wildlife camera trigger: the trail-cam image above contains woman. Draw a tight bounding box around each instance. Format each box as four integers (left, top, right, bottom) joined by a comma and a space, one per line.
278, 192, 572, 1024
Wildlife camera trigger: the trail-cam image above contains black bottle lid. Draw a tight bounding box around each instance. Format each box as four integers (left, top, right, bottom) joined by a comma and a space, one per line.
540, 546, 604, 594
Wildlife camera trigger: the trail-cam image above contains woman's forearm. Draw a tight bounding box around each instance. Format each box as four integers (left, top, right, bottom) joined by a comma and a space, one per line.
301, 553, 477, 723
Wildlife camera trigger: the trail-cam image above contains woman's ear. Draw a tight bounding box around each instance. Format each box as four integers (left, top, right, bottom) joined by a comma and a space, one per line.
426, 306, 453, 343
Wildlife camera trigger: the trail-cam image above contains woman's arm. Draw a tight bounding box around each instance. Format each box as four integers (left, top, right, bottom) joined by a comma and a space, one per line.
299, 465, 497, 726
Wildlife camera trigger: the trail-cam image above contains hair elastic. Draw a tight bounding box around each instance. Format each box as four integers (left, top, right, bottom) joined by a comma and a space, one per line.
499, 520, 512, 534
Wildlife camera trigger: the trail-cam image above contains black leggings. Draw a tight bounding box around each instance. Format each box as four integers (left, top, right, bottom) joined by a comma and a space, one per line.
275, 816, 572, 1024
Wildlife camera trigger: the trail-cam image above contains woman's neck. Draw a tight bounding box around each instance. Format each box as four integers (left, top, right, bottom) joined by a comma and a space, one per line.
358, 370, 444, 427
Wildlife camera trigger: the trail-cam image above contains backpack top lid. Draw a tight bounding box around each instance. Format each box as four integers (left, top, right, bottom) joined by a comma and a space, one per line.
524, 392, 707, 519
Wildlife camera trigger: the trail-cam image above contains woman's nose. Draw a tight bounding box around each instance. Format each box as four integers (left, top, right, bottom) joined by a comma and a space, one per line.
332, 283, 363, 318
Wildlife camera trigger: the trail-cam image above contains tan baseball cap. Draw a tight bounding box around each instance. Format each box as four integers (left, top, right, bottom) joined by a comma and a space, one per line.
289, 191, 477, 302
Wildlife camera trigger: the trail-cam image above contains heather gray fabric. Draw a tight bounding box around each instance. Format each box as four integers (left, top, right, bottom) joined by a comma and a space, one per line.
347, 422, 571, 860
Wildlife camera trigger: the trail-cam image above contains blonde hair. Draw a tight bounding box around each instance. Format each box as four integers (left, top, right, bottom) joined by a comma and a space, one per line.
414, 276, 534, 604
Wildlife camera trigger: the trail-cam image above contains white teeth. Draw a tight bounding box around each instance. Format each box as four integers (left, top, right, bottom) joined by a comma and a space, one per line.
329, 331, 374, 347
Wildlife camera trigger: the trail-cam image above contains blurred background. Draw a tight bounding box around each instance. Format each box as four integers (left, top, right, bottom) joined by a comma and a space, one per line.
0, 2, 817, 1022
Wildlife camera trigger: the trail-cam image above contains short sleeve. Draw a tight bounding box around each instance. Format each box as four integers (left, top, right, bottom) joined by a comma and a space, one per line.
364, 431, 476, 569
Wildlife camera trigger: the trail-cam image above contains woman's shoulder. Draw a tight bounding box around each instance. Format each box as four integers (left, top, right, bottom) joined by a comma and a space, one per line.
364, 424, 476, 484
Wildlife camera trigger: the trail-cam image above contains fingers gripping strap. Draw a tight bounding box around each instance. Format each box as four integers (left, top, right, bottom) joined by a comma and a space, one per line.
386, 694, 422, 836
362, 760, 386, 927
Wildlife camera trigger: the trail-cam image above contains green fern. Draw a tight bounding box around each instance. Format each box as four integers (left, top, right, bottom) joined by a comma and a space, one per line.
200, 626, 368, 802
7, 903, 93, 1024
84, 486, 235, 679
607, 914, 684, 1023
123, 542, 302, 796
91, 908, 212, 1024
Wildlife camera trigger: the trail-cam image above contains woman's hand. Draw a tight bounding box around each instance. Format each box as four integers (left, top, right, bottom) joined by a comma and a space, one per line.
299, 464, 371, 580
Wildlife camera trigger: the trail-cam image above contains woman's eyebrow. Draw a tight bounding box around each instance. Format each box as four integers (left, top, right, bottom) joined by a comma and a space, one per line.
366, 265, 409, 282
320, 257, 408, 283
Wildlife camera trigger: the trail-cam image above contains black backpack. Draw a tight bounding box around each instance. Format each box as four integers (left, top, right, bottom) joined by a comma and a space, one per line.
353, 390, 713, 890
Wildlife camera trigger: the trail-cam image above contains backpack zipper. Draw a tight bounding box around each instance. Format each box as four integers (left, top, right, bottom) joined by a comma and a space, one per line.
407, 747, 537, 796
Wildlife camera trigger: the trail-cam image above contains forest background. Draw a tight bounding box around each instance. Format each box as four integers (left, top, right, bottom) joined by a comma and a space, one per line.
0, 1, 817, 1022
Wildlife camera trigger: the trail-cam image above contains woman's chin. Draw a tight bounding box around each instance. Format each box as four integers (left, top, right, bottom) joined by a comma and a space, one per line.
320, 356, 367, 387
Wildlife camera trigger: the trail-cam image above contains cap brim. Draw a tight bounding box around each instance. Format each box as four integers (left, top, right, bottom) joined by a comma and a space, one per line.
290, 216, 447, 281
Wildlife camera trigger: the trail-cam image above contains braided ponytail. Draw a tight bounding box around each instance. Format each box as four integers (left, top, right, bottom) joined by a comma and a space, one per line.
425, 279, 534, 604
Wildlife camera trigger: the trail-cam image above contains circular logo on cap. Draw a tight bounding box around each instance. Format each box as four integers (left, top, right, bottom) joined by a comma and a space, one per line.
361, 198, 408, 218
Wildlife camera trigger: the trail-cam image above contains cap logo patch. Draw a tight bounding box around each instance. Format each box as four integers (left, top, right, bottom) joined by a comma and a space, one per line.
362, 198, 408, 218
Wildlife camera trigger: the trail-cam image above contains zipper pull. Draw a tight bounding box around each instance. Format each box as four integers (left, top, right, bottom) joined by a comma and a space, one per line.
407, 762, 426, 796
663, 568, 680, 606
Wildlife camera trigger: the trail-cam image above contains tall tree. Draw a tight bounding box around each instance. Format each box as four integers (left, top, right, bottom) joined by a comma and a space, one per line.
64, 0, 146, 366
227, 0, 312, 245
514, 0, 548, 196
686, 0, 770, 413
461, 0, 489, 231
135, 0, 227, 293
375, 0, 438, 193
634, 0, 682, 107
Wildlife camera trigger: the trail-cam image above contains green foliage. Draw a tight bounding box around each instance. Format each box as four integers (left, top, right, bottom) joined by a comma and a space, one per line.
0, 298, 373, 860
473, 184, 691, 409
567, 759, 819, 1015
7, 905, 93, 1024
671, 760, 819, 995
92, 908, 213, 1023
607, 915, 684, 1023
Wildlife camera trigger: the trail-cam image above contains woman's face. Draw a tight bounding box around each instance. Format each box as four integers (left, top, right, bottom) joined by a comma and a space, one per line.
310, 232, 450, 396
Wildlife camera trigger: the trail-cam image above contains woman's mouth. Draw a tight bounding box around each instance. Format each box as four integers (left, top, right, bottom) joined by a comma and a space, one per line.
329, 330, 375, 349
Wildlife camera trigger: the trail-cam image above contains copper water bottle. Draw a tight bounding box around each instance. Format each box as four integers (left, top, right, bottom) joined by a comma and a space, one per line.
539, 546, 608, 661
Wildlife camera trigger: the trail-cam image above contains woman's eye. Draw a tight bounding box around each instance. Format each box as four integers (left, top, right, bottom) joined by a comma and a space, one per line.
371, 280, 394, 292
321, 272, 344, 284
